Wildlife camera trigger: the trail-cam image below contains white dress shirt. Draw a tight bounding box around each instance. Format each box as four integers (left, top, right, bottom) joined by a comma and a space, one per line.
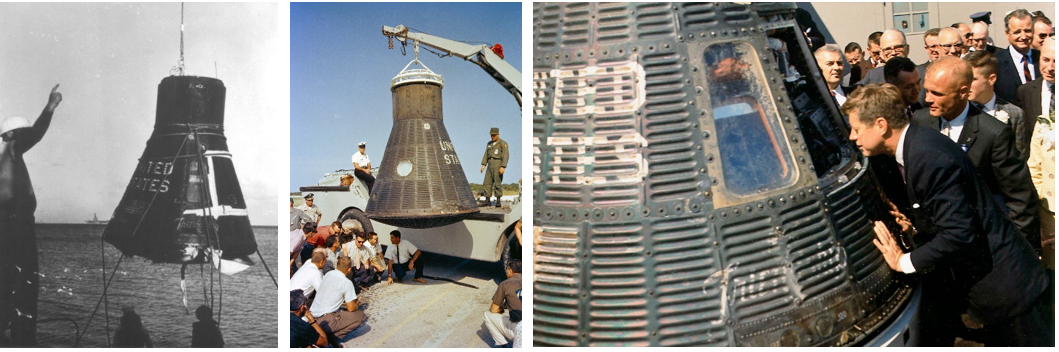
832, 85, 848, 107
940, 103, 970, 144
1009, 45, 1036, 84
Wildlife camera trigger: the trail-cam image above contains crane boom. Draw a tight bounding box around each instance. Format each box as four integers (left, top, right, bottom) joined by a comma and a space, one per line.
383, 25, 522, 108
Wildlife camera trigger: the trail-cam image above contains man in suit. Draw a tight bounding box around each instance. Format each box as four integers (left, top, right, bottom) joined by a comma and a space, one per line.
842, 83, 1052, 346
815, 44, 856, 107
862, 29, 910, 85
995, 9, 1041, 103
937, 28, 966, 59
883, 57, 924, 113
1016, 28, 1055, 164
867, 31, 884, 68
953, 22, 973, 57
912, 57, 1041, 253
843, 42, 873, 86
1031, 13, 1053, 51
964, 50, 1032, 160
970, 21, 1002, 54
1027, 38, 1055, 269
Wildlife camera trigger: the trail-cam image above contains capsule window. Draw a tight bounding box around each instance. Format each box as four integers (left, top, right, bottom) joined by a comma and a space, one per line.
704, 42, 796, 196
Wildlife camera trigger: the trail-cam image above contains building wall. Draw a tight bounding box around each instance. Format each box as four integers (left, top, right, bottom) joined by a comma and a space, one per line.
801, 2, 1054, 65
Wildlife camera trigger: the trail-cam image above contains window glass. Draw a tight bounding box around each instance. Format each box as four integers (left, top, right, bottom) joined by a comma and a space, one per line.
704, 42, 797, 196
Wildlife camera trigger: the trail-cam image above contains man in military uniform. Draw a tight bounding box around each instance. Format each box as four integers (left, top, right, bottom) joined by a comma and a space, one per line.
480, 127, 508, 207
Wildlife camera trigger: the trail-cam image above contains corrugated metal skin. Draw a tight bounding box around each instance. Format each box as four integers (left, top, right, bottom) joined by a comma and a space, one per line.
366, 81, 479, 228
104, 75, 257, 263
533, 2, 911, 347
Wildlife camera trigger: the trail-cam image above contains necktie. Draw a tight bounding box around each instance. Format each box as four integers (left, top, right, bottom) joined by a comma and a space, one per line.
1050, 83, 1054, 117
941, 120, 952, 138
396, 243, 401, 264
1022, 55, 1033, 84
898, 163, 905, 179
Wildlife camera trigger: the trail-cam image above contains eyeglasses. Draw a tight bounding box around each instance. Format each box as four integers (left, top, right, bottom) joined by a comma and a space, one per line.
963, 33, 973, 39
881, 45, 907, 54
1038, 33, 1056, 40
939, 43, 963, 50
925, 44, 940, 51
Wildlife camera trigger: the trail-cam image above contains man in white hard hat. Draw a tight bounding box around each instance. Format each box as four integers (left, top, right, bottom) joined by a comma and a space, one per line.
0, 84, 62, 346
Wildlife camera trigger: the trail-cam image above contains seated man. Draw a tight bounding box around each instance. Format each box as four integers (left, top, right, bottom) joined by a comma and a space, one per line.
385, 230, 427, 284
483, 260, 522, 347
351, 142, 375, 192
350, 233, 377, 288
290, 250, 325, 305
323, 235, 341, 275
310, 257, 367, 342
290, 289, 327, 348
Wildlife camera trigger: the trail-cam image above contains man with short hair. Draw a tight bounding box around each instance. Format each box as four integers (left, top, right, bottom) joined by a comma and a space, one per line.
923, 28, 942, 63
324, 235, 340, 275
297, 193, 322, 224
483, 260, 522, 348
883, 57, 924, 113
863, 29, 910, 84
350, 142, 374, 192
385, 230, 427, 284
291, 250, 326, 299
937, 28, 966, 58
1031, 13, 1053, 51
310, 256, 367, 341
963, 50, 1031, 159
349, 233, 377, 287
867, 31, 884, 68
953, 22, 973, 56
815, 44, 853, 106
995, 9, 1041, 103
843, 82, 1051, 347
290, 289, 327, 348
843, 42, 873, 86
290, 197, 312, 232
912, 57, 1041, 253
480, 127, 508, 207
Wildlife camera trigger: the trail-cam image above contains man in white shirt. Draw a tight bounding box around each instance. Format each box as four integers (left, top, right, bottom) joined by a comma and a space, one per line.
385, 230, 427, 284
291, 251, 326, 299
350, 142, 374, 192
310, 257, 366, 341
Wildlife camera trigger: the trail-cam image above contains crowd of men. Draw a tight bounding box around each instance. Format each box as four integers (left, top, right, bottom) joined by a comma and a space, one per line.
812, 8, 1053, 347
288, 192, 433, 346
288, 192, 522, 347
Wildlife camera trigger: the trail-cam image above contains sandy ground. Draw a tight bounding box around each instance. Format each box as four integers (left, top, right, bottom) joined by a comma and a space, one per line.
337, 253, 510, 348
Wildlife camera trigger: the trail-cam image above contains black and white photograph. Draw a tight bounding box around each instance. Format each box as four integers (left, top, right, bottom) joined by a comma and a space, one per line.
0, 2, 280, 347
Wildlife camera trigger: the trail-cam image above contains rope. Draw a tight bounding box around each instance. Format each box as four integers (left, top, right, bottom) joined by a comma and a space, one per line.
191, 127, 223, 326
81, 124, 192, 346
257, 249, 278, 288
100, 233, 111, 346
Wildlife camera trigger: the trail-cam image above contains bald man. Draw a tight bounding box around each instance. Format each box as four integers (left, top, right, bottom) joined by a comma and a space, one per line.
970, 21, 1001, 53
1025, 37, 1055, 269
0, 84, 62, 346
937, 28, 965, 58
912, 57, 1041, 253
954, 22, 973, 56
863, 29, 911, 84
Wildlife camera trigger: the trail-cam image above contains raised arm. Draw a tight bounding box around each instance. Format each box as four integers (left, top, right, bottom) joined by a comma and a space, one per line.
18, 84, 61, 154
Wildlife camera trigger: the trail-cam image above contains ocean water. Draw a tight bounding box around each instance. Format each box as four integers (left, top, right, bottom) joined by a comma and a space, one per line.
32, 224, 277, 348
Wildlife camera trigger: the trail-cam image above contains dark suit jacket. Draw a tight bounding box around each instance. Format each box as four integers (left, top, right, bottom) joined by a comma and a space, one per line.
861, 66, 885, 85
995, 47, 1041, 103
916, 61, 930, 106
911, 104, 1041, 247
843, 60, 875, 86
899, 124, 1048, 324
1012, 78, 1046, 161
990, 97, 1031, 161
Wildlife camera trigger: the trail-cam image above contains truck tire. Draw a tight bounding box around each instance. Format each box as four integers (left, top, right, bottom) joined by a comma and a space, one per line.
339, 208, 374, 235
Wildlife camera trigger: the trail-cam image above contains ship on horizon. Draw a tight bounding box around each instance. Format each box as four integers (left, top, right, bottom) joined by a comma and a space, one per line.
85, 213, 109, 224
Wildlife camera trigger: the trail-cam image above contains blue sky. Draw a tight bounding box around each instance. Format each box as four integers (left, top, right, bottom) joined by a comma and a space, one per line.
290, 2, 522, 191
0, 3, 279, 225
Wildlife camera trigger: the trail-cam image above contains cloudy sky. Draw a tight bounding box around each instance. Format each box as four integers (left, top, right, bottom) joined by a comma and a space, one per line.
0, 3, 280, 225
290, 2, 522, 191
